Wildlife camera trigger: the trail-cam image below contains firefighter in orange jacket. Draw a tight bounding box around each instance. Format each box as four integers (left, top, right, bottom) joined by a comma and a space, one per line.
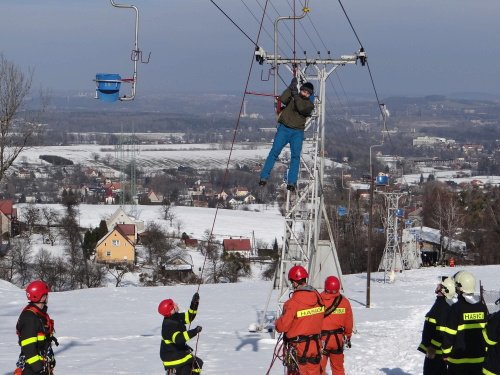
275, 265, 325, 375
320, 276, 353, 375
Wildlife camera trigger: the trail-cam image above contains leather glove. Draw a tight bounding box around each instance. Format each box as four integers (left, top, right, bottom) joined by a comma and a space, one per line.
426, 346, 436, 359
289, 77, 298, 96
345, 336, 352, 348
190, 292, 200, 310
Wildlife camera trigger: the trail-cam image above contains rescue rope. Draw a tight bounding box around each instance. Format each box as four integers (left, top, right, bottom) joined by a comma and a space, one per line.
190, 1, 271, 371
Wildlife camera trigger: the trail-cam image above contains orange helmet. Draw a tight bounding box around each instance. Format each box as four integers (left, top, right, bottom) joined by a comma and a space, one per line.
26, 280, 50, 302
288, 265, 308, 281
324, 276, 341, 295
158, 299, 175, 317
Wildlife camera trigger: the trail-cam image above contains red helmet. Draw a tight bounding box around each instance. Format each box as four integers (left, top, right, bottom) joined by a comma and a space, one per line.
26, 280, 50, 302
324, 276, 341, 295
158, 299, 175, 317
288, 265, 308, 282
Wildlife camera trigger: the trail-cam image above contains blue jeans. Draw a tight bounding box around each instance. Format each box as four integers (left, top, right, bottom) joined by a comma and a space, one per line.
260, 124, 304, 185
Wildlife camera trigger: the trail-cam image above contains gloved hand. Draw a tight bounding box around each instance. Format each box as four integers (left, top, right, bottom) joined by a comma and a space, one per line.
289, 77, 298, 96
345, 336, 352, 348
426, 346, 436, 359
190, 292, 200, 310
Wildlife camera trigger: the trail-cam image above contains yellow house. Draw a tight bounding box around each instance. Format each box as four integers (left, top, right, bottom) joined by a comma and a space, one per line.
95, 224, 136, 264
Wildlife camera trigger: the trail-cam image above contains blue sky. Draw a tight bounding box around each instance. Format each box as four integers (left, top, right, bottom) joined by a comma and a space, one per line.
1, 0, 499, 98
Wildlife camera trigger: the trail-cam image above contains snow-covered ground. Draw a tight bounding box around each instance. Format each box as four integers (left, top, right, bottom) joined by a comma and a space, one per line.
16, 203, 284, 256
14, 144, 272, 172
1, 265, 499, 374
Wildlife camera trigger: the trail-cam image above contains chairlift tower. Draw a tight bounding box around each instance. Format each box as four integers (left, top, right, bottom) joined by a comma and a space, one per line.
255, 8, 367, 314
376, 190, 407, 281
114, 126, 139, 205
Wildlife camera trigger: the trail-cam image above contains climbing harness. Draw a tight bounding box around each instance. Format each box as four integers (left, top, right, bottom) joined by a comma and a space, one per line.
322, 295, 345, 355
15, 305, 58, 374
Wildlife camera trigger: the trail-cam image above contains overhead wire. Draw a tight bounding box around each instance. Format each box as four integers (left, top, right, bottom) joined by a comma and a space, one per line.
336, 0, 392, 145
209, 0, 259, 47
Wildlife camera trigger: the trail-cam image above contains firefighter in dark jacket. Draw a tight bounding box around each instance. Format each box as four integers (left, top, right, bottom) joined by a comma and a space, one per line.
15, 280, 58, 375
482, 308, 500, 375
275, 265, 324, 375
418, 277, 456, 375
442, 271, 488, 375
159, 293, 203, 374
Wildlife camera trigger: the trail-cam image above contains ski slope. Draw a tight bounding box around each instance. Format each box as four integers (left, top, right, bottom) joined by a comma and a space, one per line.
1, 265, 498, 374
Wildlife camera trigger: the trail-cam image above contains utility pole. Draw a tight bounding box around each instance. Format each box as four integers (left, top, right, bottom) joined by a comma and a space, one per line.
367, 143, 383, 308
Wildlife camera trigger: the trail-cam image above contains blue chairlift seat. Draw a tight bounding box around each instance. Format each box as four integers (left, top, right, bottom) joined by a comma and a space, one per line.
95, 73, 122, 102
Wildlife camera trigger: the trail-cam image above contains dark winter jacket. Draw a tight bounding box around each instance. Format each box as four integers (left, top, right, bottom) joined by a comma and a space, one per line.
441, 294, 488, 365
418, 295, 453, 357
483, 311, 500, 375
16, 303, 56, 374
277, 88, 315, 131
160, 309, 199, 369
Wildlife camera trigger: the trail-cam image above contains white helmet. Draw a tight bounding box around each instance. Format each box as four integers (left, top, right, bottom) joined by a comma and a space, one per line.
440, 277, 456, 299
455, 271, 476, 294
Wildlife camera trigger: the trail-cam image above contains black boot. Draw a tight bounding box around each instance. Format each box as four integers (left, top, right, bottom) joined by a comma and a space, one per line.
286, 184, 296, 192
259, 180, 267, 187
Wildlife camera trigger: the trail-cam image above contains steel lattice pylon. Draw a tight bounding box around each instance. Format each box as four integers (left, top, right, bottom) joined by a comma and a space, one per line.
377, 191, 407, 282
255, 49, 365, 313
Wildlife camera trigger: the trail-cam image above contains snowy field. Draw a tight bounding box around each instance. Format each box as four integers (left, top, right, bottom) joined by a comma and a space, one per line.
15, 144, 272, 172
15, 203, 284, 255
1, 265, 499, 374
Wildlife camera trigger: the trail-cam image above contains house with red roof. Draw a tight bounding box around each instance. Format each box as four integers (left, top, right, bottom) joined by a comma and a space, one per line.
223, 238, 252, 258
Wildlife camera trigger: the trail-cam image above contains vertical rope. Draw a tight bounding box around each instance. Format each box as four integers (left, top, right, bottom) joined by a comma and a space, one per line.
190, 0, 271, 370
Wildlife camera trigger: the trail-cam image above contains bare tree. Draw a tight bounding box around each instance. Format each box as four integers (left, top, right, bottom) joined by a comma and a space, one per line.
0, 54, 37, 182
0, 249, 15, 282
107, 263, 134, 287
23, 203, 41, 235
40, 207, 59, 246
161, 201, 176, 226
10, 234, 33, 286
202, 229, 223, 283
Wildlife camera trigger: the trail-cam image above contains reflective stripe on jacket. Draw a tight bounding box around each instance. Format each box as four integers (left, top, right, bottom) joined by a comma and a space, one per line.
418, 296, 452, 357
160, 309, 198, 369
441, 294, 488, 364
482, 311, 500, 375
16, 304, 54, 374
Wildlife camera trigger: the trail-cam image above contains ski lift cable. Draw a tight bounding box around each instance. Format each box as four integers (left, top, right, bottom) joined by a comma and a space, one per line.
191, 0, 271, 369
335, 0, 395, 150
263, 0, 308, 54
244, 0, 296, 57
240, 0, 278, 48
286, 0, 322, 52
209, 0, 259, 47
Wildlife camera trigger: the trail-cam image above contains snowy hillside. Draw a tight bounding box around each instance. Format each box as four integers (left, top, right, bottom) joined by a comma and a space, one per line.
1, 265, 499, 374
15, 203, 284, 247
14, 144, 272, 173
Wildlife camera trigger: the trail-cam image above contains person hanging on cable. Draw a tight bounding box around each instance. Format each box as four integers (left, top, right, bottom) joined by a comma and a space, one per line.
259, 77, 315, 192
275, 265, 324, 375
320, 276, 353, 375
159, 293, 203, 374
417, 276, 456, 375
15, 280, 58, 375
